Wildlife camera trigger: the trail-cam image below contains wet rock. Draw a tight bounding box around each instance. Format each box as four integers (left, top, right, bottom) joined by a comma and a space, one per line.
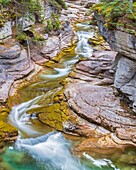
0, 140, 5, 154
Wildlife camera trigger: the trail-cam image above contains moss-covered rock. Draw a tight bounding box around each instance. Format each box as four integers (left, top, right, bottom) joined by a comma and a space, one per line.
0, 106, 17, 139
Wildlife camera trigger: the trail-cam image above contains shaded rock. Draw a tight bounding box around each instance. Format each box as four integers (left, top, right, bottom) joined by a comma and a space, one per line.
84, 0, 100, 8
95, 16, 136, 112
97, 21, 136, 60
115, 55, 136, 89
113, 54, 136, 112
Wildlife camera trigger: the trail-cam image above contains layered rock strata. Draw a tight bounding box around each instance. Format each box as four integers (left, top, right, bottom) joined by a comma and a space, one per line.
0, 41, 35, 102
64, 50, 136, 154
95, 15, 136, 112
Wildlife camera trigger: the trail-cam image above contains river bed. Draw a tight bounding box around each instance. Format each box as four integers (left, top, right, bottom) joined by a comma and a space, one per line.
0, 22, 135, 170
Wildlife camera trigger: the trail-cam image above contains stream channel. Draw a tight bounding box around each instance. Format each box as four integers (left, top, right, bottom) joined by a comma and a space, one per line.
0, 22, 128, 170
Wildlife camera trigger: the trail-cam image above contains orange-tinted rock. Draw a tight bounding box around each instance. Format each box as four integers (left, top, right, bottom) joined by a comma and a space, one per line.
75, 134, 126, 155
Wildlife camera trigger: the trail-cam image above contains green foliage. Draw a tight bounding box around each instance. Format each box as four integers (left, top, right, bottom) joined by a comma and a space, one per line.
16, 32, 28, 44
92, 0, 136, 33
0, 8, 10, 27
46, 13, 61, 33
0, 0, 11, 6
55, 0, 67, 9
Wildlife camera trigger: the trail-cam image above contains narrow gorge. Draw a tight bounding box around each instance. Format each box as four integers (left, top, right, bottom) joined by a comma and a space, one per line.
0, 0, 136, 170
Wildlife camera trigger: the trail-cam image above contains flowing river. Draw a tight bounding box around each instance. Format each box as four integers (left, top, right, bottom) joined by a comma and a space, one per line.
0, 22, 127, 170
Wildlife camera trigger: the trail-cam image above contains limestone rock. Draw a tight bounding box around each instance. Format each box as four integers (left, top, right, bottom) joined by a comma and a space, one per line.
41, 36, 60, 59
75, 134, 127, 155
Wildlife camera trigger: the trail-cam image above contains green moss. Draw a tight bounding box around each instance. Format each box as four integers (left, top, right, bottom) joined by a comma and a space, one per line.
0, 107, 16, 138
55, 0, 67, 9
16, 32, 28, 41
47, 0, 67, 10
38, 102, 69, 131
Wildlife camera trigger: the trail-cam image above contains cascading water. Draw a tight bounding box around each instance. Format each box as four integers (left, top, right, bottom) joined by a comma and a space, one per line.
75, 31, 94, 58
1, 22, 120, 170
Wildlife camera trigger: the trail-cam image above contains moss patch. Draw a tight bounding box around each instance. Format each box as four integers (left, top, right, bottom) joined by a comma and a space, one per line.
0, 107, 16, 139
38, 102, 69, 131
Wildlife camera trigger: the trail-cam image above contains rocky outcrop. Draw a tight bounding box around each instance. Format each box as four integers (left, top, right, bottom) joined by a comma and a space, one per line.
40, 22, 75, 59
114, 54, 136, 112
65, 83, 136, 142
64, 49, 136, 153
0, 40, 35, 102
95, 15, 136, 112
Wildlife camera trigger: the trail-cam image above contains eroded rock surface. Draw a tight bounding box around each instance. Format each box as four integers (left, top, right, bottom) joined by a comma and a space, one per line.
65, 83, 136, 138
0, 41, 34, 102
64, 50, 136, 153
95, 17, 136, 112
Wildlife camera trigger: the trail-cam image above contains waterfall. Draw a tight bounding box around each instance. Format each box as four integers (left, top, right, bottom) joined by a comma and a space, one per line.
75, 31, 93, 58
75, 22, 94, 58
